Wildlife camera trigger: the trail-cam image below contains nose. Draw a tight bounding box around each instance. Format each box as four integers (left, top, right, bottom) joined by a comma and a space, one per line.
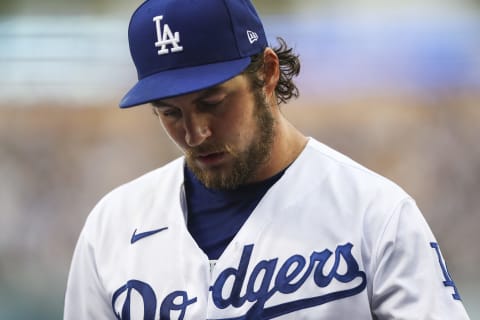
183, 114, 212, 147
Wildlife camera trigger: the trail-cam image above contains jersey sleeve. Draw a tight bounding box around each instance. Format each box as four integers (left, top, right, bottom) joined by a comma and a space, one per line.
64, 217, 113, 319
370, 198, 470, 319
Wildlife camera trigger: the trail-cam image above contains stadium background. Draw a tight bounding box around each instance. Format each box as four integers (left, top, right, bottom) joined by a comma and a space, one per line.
1, 0, 479, 318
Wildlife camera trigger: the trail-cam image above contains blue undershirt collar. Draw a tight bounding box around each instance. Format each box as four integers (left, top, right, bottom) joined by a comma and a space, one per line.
184, 165, 286, 260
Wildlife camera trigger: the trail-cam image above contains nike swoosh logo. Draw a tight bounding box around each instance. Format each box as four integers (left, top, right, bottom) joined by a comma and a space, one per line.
131, 227, 168, 244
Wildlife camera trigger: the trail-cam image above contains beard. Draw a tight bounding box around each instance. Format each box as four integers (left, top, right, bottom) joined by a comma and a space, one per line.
184, 89, 275, 190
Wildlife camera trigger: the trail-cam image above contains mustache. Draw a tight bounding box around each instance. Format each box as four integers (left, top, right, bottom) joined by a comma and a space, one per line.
185, 143, 237, 157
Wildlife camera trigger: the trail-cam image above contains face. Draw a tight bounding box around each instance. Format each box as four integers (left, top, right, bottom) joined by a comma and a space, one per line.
153, 75, 275, 190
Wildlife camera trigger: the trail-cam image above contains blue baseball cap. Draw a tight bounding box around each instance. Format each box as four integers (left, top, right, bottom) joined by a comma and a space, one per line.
119, 0, 268, 108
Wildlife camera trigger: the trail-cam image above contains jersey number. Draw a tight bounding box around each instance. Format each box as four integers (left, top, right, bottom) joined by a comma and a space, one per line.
430, 242, 461, 300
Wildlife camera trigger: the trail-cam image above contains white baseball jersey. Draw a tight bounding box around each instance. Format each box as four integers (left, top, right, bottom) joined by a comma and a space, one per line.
64, 138, 470, 319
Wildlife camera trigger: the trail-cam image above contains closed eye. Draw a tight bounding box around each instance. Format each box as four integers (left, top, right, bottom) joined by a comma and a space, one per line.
197, 96, 227, 113
200, 99, 222, 108
152, 105, 182, 118
161, 108, 182, 118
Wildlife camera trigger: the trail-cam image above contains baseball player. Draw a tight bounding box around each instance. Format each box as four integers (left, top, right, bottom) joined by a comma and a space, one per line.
64, 0, 471, 319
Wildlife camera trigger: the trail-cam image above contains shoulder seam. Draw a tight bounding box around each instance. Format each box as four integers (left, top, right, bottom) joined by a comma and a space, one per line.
371, 196, 417, 271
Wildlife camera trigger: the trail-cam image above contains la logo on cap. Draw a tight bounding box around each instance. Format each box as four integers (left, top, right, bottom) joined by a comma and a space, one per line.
153, 15, 183, 55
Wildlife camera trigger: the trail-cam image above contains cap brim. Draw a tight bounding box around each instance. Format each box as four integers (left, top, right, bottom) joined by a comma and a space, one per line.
119, 57, 251, 108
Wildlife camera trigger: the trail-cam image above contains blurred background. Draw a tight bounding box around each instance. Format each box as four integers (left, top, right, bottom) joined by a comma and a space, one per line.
1, 0, 479, 318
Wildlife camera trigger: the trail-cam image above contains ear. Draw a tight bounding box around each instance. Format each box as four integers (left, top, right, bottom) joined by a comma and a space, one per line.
262, 48, 280, 100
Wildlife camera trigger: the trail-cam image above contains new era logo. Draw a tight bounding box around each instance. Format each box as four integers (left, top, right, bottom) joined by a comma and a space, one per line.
246, 30, 258, 44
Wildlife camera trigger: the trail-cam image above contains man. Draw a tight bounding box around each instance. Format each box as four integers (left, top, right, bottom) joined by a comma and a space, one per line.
64, 0, 470, 319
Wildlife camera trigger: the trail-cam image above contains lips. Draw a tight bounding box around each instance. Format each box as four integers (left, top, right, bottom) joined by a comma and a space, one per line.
196, 152, 227, 166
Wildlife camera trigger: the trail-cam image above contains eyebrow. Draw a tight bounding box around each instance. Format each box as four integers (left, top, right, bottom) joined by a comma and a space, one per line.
151, 100, 175, 108
195, 85, 225, 100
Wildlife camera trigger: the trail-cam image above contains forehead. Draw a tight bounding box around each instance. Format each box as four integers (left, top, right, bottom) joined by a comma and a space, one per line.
152, 74, 248, 107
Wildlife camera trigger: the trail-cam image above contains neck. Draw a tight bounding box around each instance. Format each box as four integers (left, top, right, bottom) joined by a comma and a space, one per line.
253, 110, 308, 182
